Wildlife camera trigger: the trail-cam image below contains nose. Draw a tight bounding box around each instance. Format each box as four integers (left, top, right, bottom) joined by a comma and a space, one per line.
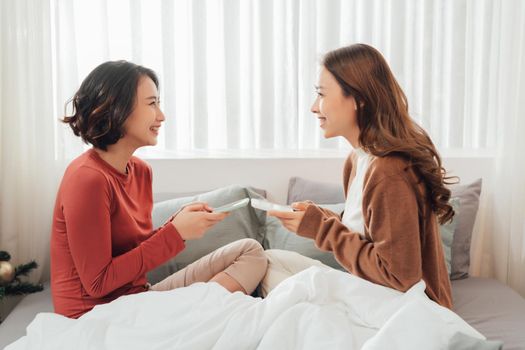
157, 107, 166, 122
310, 96, 320, 114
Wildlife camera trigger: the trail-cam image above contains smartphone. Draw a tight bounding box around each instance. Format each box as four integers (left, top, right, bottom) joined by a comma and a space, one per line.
213, 198, 250, 213
250, 198, 294, 212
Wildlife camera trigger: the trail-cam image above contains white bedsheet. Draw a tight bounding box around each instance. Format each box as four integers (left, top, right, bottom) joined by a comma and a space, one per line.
6, 267, 483, 350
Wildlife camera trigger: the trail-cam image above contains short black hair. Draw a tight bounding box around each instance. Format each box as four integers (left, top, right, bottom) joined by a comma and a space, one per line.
62, 60, 159, 150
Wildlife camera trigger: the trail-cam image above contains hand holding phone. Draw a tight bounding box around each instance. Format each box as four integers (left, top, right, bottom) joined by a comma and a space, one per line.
171, 202, 228, 240
250, 198, 294, 212
261, 200, 311, 233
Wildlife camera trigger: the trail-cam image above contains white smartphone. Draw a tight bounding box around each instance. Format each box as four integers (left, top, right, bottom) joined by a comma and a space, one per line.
250, 198, 294, 212
213, 198, 250, 213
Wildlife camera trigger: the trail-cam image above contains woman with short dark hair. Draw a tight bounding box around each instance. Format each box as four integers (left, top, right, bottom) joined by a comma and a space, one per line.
51, 61, 267, 318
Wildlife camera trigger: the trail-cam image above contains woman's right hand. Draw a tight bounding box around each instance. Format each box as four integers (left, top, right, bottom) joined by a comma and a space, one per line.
268, 201, 310, 233
170, 202, 228, 240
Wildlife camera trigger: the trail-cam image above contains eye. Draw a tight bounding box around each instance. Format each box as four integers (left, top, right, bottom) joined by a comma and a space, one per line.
316, 92, 324, 97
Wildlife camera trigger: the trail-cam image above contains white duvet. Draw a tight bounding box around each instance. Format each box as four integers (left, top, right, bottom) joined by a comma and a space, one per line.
6, 267, 483, 350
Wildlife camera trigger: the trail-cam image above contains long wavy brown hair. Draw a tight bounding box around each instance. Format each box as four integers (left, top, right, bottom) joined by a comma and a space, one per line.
323, 43, 457, 224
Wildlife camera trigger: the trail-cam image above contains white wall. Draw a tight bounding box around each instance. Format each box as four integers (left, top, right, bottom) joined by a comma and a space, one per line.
147, 158, 344, 203
145, 154, 494, 204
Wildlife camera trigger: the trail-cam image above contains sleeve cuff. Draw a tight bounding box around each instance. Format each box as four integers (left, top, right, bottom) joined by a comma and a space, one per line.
296, 204, 325, 239
158, 222, 186, 251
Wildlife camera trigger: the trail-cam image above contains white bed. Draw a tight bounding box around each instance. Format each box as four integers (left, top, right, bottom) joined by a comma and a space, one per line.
5, 267, 485, 350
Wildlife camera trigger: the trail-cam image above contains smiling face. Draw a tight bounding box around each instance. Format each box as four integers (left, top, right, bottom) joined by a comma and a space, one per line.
122, 75, 165, 149
310, 66, 360, 146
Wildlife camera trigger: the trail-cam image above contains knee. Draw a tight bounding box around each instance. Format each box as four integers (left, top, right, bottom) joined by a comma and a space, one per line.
237, 238, 268, 275
237, 238, 264, 254
263, 249, 288, 261
263, 249, 299, 267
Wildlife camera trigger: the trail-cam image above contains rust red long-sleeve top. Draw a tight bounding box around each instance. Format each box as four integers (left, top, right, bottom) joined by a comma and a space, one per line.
51, 149, 185, 318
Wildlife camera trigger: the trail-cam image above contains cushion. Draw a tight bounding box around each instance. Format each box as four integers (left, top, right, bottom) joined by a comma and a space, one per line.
286, 177, 483, 279
153, 188, 267, 203
449, 179, 482, 280
147, 185, 267, 284
440, 197, 460, 275
287, 177, 345, 205
263, 203, 345, 270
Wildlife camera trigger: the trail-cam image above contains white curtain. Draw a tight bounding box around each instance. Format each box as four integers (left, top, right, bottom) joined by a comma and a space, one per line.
470, 0, 525, 297
0, 0, 60, 282
1, 0, 524, 297
50, 0, 501, 153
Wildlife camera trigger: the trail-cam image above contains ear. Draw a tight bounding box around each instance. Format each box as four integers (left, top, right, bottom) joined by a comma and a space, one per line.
354, 100, 365, 110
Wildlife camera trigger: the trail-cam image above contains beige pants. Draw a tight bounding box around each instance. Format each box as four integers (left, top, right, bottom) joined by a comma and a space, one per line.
150, 238, 267, 295
260, 249, 329, 297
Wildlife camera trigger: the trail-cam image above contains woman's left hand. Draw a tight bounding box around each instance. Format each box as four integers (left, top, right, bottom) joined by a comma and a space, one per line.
267, 202, 309, 233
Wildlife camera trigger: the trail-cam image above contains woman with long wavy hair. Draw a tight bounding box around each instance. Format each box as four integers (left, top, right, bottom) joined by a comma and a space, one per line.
268, 43, 454, 308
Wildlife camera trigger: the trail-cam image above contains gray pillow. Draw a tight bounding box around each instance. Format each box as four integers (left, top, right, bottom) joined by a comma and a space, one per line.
449, 179, 482, 280
262, 203, 345, 270
153, 188, 267, 203
286, 177, 483, 280
147, 185, 267, 284
440, 197, 460, 275
287, 177, 345, 204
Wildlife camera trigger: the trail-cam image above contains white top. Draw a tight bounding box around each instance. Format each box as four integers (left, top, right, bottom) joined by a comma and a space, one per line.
341, 148, 373, 236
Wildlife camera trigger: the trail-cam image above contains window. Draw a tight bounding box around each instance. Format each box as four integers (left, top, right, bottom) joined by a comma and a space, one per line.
51, 0, 499, 158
